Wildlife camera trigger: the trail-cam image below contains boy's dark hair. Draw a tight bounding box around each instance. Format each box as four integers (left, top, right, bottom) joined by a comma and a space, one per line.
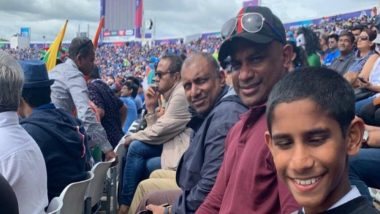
339, 31, 355, 44
327, 34, 339, 42
266, 67, 355, 136
123, 81, 138, 98
22, 87, 51, 108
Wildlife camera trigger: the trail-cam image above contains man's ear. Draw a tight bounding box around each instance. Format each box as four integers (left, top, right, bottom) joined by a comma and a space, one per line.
282, 44, 293, 71
291, 52, 297, 61
265, 130, 273, 151
174, 71, 181, 81
219, 70, 226, 86
346, 117, 365, 156
75, 54, 83, 67
18, 98, 29, 118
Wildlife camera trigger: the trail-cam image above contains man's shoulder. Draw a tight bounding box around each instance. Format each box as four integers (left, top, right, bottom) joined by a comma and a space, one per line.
216, 94, 246, 111
0, 131, 41, 161
22, 108, 80, 128
209, 95, 246, 123
49, 60, 82, 79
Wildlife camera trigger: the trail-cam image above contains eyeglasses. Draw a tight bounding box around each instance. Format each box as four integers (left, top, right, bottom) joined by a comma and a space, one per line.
358, 36, 369, 41
155, 71, 172, 79
221, 12, 284, 43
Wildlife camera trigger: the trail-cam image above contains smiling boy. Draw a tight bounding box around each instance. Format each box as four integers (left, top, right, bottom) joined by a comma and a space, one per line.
265, 67, 380, 214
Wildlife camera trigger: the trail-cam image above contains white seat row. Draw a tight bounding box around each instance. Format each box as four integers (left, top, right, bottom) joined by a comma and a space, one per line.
46, 142, 126, 214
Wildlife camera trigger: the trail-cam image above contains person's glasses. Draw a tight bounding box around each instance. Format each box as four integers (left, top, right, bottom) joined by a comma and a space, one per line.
359, 36, 369, 41
221, 12, 284, 43
155, 71, 171, 79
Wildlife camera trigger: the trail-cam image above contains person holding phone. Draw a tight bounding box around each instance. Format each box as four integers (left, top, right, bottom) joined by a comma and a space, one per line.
354, 40, 380, 114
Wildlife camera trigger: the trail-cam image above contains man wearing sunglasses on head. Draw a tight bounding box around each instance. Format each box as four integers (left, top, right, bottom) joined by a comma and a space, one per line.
197, 6, 299, 214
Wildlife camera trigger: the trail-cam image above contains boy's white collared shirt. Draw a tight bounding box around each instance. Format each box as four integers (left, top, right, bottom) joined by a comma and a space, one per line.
301, 186, 361, 213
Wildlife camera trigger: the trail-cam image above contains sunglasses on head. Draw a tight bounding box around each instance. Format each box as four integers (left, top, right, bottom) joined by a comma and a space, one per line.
221, 12, 284, 43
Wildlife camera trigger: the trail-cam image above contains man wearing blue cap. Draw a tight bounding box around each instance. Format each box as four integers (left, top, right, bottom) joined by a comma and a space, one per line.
18, 60, 88, 201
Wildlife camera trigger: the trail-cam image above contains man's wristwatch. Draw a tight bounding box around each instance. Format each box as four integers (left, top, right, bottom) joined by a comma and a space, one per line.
363, 130, 369, 143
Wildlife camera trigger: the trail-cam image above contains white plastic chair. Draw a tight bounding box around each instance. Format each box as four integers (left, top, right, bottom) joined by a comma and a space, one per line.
85, 159, 114, 213
105, 142, 126, 213
46, 197, 63, 214
55, 171, 94, 214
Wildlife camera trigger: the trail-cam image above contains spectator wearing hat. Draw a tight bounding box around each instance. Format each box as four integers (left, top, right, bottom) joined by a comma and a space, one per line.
18, 60, 88, 201
0, 51, 48, 214
49, 37, 116, 161
197, 6, 299, 214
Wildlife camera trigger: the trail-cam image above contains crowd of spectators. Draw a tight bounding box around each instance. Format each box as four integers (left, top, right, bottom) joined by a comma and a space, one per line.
1, 37, 222, 81
1, 5, 380, 214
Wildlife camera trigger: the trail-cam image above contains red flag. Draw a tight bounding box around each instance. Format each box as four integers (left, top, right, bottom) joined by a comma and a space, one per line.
93, 16, 105, 49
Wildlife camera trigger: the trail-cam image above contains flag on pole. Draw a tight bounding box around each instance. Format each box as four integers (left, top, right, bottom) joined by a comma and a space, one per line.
43, 20, 68, 71
135, 0, 143, 38
93, 16, 105, 49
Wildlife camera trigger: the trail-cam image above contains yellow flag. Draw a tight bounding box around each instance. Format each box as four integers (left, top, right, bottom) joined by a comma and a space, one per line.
44, 20, 68, 71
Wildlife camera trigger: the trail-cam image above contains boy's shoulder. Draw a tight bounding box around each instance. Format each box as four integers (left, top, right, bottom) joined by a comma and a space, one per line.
324, 196, 380, 214
293, 196, 380, 214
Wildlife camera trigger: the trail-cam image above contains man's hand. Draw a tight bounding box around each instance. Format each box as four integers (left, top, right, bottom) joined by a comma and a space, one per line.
124, 135, 133, 147
358, 77, 371, 88
146, 204, 165, 214
104, 150, 116, 161
145, 87, 159, 113
156, 107, 165, 118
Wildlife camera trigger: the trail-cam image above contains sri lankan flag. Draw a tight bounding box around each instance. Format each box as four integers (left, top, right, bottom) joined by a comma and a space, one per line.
43, 20, 68, 71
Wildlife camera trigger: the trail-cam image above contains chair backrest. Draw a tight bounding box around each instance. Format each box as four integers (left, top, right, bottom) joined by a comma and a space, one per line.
85, 160, 114, 207
59, 171, 94, 214
46, 197, 63, 214
113, 142, 126, 180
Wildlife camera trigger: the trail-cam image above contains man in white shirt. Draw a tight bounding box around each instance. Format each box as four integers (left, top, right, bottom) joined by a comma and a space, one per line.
49, 37, 116, 160
0, 51, 48, 214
